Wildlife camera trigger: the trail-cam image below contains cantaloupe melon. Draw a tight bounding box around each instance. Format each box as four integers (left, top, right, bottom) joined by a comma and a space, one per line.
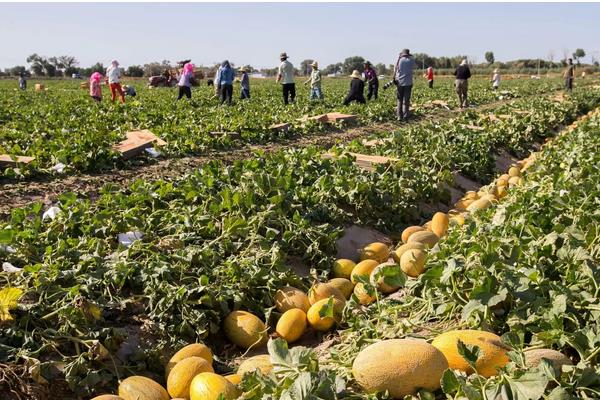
306, 298, 344, 331
449, 213, 466, 226
423, 221, 432, 230
432, 330, 510, 377
352, 339, 448, 398
165, 343, 213, 379
407, 230, 439, 248
400, 249, 426, 278
370, 263, 402, 294
353, 282, 376, 305
392, 242, 425, 263
190, 372, 238, 400
466, 197, 493, 213
463, 191, 479, 200
118, 376, 169, 400
237, 354, 273, 376
351, 259, 379, 284
401, 226, 425, 243
167, 356, 214, 399
431, 212, 449, 238
274, 286, 310, 313
360, 242, 390, 263
332, 259, 356, 279
308, 282, 346, 305
524, 348, 572, 372
495, 185, 508, 199
223, 374, 242, 385
455, 198, 474, 211
508, 166, 521, 177
498, 173, 510, 182
327, 278, 354, 299
223, 311, 268, 349
496, 177, 508, 187
508, 176, 522, 187
276, 308, 307, 343
91, 396, 125, 400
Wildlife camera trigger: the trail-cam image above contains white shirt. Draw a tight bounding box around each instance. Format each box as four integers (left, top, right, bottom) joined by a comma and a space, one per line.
492, 73, 501, 86
106, 66, 122, 84
278, 60, 295, 84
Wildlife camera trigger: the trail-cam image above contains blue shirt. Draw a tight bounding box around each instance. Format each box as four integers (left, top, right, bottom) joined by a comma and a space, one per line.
395, 56, 415, 86
218, 67, 235, 85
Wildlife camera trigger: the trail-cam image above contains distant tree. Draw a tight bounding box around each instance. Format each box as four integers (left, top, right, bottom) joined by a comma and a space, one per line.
126, 65, 144, 77
572, 48, 586, 64
8, 66, 28, 76
374, 63, 389, 76
143, 60, 172, 77
299, 59, 314, 76
26, 53, 47, 76
323, 63, 342, 75
485, 51, 495, 64
80, 62, 105, 77
342, 56, 366, 74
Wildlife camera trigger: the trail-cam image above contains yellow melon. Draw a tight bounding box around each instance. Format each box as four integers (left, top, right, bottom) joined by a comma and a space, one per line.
276, 308, 307, 343
463, 191, 479, 200
118, 376, 169, 400
400, 249, 426, 278
360, 242, 390, 263
370, 262, 402, 294
274, 286, 310, 313
306, 298, 344, 331
308, 282, 346, 305
91, 396, 125, 400
498, 173, 510, 181
332, 259, 356, 279
223, 374, 242, 385
407, 231, 439, 248
350, 259, 379, 284
327, 278, 354, 299
352, 339, 448, 398
165, 343, 213, 379
237, 354, 273, 376
508, 166, 521, 177
496, 177, 508, 187
466, 197, 493, 213
495, 185, 508, 199
353, 282, 376, 305
508, 176, 522, 187
167, 356, 214, 399
450, 213, 466, 226
190, 372, 238, 400
223, 311, 268, 350
401, 226, 426, 243
431, 212, 449, 238
392, 242, 425, 263
431, 330, 510, 377
455, 199, 474, 211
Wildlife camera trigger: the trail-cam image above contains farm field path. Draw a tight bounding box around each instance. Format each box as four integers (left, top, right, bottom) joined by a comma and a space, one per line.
0, 89, 563, 216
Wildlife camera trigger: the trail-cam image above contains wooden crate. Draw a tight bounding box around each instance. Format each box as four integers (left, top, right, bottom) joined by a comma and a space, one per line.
0, 154, 35, 168
321, 152, 398, 172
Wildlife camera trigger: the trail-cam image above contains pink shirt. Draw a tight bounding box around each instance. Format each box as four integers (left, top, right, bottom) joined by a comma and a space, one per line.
90, 81, 102, 98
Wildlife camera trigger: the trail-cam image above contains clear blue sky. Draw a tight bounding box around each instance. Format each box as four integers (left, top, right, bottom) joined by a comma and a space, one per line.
1, 2, 599, 69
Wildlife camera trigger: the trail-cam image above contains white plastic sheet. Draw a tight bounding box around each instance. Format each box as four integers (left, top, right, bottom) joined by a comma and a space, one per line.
118, 231, 144, 247
51, 163, 66, 173
42, 206, 62, 221
2, 262, 22, 273
144, 147, 160, 158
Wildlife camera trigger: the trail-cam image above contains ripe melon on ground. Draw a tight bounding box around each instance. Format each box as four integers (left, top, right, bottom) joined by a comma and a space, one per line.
400, 249, 427, 278
276, 308, 307, 343
307, 298, 344, 331
274, 286, 310, 313
308, 283, 346, 305
91, 396, 125, 400
223, 374, 242, 385
165, 343, 213, 379
392, 242, 425, 263
455, 198, 475, 211
524, 348, 572, 372
352, 339, 448, 398
508, 166, 521, 177
432, 330, 510, 377
223, 310, 268, 349
508, 176, 522, 186
360, 242, 390, 263
407, 230, 439, 248
401, 226, 425, 243
327, 278, 354, 299
118, 376, 170, 400
466, 197, 493, 213
237, 354, 273, 376
351, 259, 379, 284
370, 263, 402, 294
431, 212, 449, 238
167, 356, 214, 399
190, 372, 238, 400
354, 282, 376, 305
332, 259, 356, 279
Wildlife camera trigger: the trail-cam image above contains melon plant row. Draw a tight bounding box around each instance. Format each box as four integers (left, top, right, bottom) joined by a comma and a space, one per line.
0, 76, 569, 177
0, 90, 599, 398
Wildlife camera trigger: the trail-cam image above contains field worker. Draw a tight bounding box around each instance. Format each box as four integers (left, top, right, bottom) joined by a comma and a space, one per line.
276, 52, 296, 105
364, 61, 379, 100
177, 62, 194, 100
425, 65, 434, 88
564, 58, 574, 92
238, 67, 250, 100
218, 60, 235, 105
491, 69, 501, 90
393, 48, 416, 121
581, 71, 586, 79
18, 73, 27, 90
343, 70, 366, 105
106, 60, 125, 103
89, 72, 102, 102
123, 85, 137, 97
304, 61, 323, 100
454, 59, 472, 108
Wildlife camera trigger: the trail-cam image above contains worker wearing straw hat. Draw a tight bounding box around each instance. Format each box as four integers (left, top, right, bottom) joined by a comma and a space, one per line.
304, 61, 323, 100
393, 49, 415, 121
343, 70, 366, 105
276, 52, 296, 105
491, 69, 501, 91
106, 60, 125, 103
238, 66, 251, 100
364, 61, 379, 100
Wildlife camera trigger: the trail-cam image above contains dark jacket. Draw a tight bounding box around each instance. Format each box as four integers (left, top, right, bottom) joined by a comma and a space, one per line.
454, 65, 471, 80
343, 79, 366, 105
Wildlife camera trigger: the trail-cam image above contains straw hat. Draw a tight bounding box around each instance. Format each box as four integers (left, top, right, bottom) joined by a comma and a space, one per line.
311, 61, 318, 68
400, 49, 410, 57
280, 52, 289, 60
364, 61, 372, 66
239, 67, 247, 72
350, 70, 362, 79
493, 69, 498, 73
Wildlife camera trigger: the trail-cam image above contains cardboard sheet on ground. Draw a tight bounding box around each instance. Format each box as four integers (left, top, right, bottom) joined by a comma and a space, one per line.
0, 154, 35, 167
362, 137, 393, 147
113, 130, 166, 160
336, 225, 391, 262
322, 152, 398, 172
